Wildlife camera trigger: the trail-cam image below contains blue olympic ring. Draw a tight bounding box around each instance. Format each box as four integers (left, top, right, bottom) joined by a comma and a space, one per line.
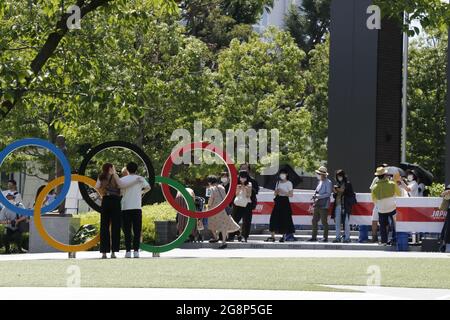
0, 138, 72, 216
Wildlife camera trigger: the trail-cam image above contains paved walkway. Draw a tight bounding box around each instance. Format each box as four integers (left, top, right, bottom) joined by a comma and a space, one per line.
0, 286, 449, 300
0, 248, 449, 261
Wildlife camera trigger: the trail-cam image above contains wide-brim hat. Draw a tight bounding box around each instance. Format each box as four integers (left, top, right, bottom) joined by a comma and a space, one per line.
375, 167, 388, 176
315, 166, 328, 176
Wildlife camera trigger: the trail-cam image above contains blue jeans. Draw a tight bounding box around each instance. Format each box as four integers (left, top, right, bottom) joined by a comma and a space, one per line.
334, 205, 350, 241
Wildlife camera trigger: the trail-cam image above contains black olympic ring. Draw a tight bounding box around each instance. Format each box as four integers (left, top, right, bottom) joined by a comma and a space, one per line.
77, 141, 156, 213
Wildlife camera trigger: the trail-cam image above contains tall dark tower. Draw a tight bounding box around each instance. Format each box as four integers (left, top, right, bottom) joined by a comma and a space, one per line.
446, 29, 450, 185
328, 0, 403, 192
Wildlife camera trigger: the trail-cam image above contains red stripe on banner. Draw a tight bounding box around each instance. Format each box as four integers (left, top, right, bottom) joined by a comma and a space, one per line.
396, 207, 447, 222
253, 201, 447, 222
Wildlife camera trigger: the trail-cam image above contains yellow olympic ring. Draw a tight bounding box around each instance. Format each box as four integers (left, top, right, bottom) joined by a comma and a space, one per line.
33, 174, 100, 253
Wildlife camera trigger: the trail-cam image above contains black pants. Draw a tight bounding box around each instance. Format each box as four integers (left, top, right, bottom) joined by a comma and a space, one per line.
4, 228, 22, 253
230, 204, 253, 239
100, 195, 122, 253
122, 209, 142, 252
379, 210, 396, 244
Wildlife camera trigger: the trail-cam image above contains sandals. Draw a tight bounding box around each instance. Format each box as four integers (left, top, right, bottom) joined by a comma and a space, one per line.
264, 237, 275, 242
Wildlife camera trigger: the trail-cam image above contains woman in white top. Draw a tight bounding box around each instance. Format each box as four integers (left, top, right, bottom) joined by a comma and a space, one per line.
401, 171, 424, 197
265, 169, 295, 242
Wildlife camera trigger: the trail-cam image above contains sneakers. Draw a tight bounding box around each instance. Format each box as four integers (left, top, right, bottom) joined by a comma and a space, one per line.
307, 238, 317, 242
110, 252, 117, 259
125, 251, 132, 259
264, 237, 275, 242
101, 253, 107, 259
333, 239, 341, 243
133, 251, 140, 258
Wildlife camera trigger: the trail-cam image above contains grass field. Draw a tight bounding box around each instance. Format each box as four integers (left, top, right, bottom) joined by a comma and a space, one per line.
0, 258, 449, 291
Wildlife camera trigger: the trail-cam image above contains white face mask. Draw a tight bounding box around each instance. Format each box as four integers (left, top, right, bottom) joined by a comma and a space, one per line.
407, 175, 414, 182
279, 174, 287, 180
337, 177, 343, 182
240, 178, 247, 183
221, 177, 229, 184
316, 174, 322, 180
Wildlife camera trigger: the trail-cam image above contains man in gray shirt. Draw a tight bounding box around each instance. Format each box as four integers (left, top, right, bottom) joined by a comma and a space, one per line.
308, 166, 333, 242
0, 193, 27, 253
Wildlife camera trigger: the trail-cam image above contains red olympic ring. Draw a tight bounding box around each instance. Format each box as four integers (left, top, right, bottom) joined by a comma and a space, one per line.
161, 141, 238, 219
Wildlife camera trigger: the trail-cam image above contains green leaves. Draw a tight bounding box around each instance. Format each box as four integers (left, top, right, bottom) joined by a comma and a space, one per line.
375, 0, 450, 35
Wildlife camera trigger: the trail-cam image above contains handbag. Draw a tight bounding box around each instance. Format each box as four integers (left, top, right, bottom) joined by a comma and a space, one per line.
196, 219, 204, 231
234, 188, 250, 207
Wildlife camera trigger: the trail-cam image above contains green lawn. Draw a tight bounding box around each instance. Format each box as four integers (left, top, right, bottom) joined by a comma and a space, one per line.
0, 258, 449, 291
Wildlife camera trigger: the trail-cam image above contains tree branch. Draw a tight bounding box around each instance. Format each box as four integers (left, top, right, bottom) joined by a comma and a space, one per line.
0, 0, 112, 120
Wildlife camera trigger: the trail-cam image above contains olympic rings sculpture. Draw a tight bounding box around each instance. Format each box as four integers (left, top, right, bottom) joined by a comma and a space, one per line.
0, 138, 237, 254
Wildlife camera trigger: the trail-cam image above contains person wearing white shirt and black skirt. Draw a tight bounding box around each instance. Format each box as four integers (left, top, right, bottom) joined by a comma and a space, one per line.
265, 169, 295, 243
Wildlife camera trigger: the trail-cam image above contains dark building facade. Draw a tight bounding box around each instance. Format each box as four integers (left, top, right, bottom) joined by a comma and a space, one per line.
328, 0, 403, 192
446, 29, 450, 185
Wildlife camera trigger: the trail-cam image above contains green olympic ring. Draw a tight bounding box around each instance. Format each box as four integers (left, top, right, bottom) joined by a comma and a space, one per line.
139, 176, 196, 253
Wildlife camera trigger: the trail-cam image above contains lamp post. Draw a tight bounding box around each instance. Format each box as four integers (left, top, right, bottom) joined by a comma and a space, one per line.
401, 12, 409, 164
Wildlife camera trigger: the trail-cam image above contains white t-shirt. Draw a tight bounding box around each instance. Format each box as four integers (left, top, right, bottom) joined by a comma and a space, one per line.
276, 181, 293, 195
120, 175, 150, 211
408, 181, 420, 197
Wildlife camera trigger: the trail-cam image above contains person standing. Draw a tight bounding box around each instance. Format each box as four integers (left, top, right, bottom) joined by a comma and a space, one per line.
239, 163, 259, 211
229, 171, 254, 242
0, 193, 27, 254
207, 176, 240, 249
440, 186, 450, 252
96, 163, 143, 259
308, 166, 333, 243
371, 167, 402, 245
331, 170, 356, 243
220, 171, 232, 215
175, 187, 198, 242
120, 162, 151, 259
265, 169, 295, 242
369, 163, 389, 243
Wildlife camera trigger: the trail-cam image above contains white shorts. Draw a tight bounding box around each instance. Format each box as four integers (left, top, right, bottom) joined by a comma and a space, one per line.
372, 205, 379, 222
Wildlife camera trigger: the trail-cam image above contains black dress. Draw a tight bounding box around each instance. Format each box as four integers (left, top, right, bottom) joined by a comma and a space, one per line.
269, 195, 295, 234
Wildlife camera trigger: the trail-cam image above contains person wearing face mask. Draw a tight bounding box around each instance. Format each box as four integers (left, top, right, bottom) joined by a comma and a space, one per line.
229, 171, 253, 242
331, 170, 356, 243
403, 171, 423, 197
308, 166, 333, 242
206, 175, 240, 249
220, 172, 232, 216
0, 193, 27, 254
265, 169, 295, 242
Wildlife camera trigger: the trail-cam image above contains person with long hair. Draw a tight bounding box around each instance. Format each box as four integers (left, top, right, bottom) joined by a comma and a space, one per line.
331, 170, 356, 243
206, 175, 240, 249
265, 168, 295, 242
95, 163, 143, 259
175, 187, 198, 242
229, 170, 254, 242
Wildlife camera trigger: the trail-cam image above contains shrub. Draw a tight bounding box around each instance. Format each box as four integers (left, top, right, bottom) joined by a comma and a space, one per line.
427, 183, 445, 197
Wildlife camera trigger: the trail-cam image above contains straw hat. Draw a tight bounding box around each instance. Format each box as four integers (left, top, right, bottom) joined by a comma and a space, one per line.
375, 167, 388, 176
315, 166, 329, 176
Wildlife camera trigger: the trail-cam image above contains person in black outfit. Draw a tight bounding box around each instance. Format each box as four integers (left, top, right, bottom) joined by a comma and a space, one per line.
440, 186, 450, 252
265, 168, 295, 242
96, 163, 142, 259
229, 170, 253, 242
